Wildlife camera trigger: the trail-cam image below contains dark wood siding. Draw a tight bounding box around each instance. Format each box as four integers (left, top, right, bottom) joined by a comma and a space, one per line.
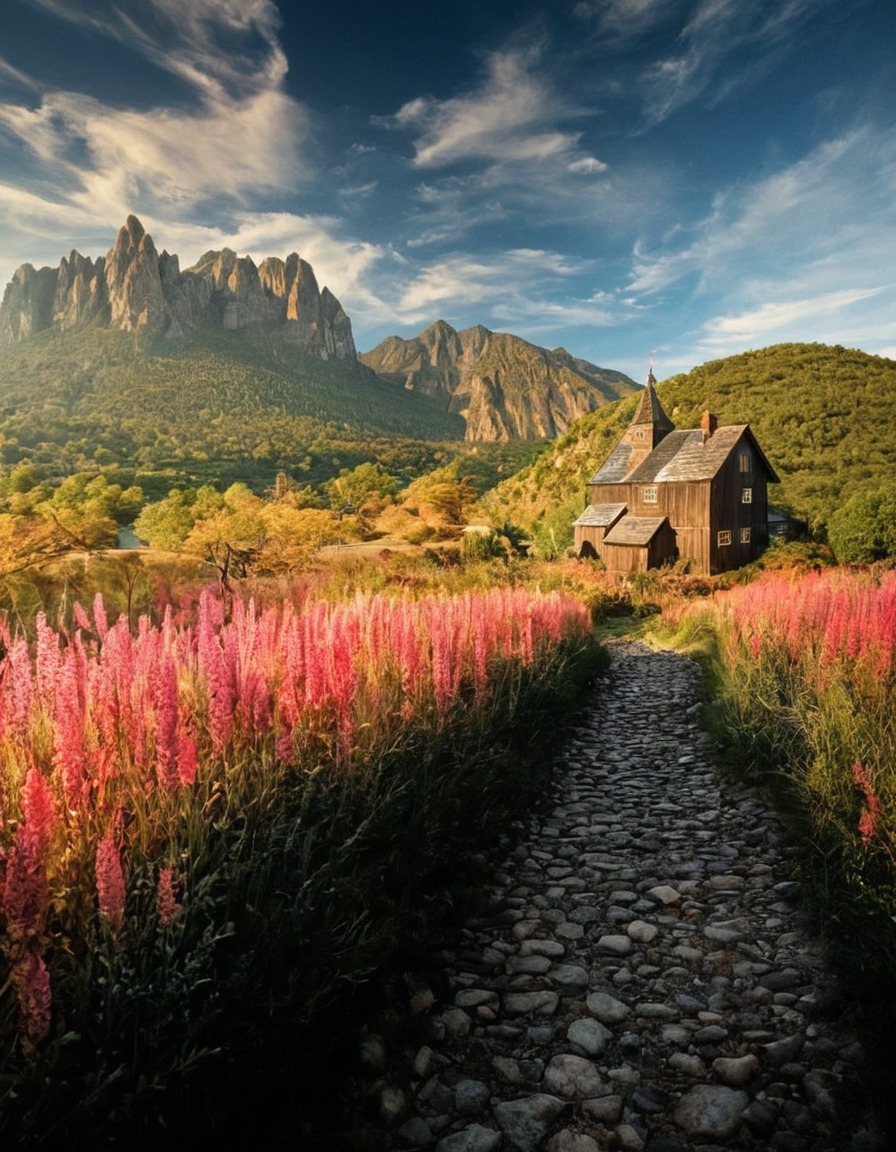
582, 427, 777, 576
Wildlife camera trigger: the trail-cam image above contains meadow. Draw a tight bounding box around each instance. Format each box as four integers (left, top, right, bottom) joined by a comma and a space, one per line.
0, 573, 605, 1146
664, 565, 896, 978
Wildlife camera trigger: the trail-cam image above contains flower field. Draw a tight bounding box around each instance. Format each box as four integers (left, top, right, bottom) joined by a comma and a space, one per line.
0, 583, 601, 1144
678, 568, 896, 977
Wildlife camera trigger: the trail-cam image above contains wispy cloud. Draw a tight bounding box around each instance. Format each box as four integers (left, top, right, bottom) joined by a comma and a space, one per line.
640, 0, 835, 125
0, 55, 40, 92
574, 0, 678, 39
698, 287, 891, 349
386, 43, 603, 174
0, 0, 313, 284
21, 0, 285, 100
629, 127, 896, 297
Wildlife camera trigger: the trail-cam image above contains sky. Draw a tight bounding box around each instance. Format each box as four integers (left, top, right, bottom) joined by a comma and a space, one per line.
0, 0, 894, 382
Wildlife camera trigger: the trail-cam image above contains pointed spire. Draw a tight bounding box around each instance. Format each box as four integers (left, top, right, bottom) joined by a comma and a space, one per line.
629, 361, 673, 434
618, 358, 674, 473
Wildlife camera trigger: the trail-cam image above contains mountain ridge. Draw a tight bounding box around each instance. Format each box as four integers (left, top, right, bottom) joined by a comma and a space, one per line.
361, 320, 636, 441
0, 216, 357, 361
0, 218, 637, 445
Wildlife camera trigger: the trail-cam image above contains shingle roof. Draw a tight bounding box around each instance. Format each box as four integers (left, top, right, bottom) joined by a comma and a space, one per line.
625, 425, 778, 483
588, 442, 634, 484
573, 502, 627, 527
604, 515, 668, 546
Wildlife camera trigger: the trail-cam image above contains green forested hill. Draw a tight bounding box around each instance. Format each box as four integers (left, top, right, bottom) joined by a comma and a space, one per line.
0, 323, 465, 488
480, 343, 896, 551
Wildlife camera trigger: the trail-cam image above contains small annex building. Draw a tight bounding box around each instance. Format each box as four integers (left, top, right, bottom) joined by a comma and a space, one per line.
574, 371, 779, 575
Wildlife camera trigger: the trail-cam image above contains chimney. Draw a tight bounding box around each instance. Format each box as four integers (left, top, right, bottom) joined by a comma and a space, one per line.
700, 411, 717, 440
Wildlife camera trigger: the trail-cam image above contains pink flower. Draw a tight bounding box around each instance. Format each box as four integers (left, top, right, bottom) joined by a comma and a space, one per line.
95, 833, 126, 934
12, 948, 52, 1057
156, 868, 180, 928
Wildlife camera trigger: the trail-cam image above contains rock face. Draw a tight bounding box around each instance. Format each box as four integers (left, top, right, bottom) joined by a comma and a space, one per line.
0, 216, 357, 361
360, 320, 637, 441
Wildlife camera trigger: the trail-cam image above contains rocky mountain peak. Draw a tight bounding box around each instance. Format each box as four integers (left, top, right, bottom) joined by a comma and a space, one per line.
361, 322, 637, 441
0, 217, 357, 360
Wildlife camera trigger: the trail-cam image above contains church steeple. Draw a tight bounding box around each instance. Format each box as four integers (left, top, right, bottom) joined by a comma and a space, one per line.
621, 363, 675, 472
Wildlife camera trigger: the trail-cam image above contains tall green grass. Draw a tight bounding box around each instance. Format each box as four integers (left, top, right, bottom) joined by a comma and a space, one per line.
666, 568, 896, 977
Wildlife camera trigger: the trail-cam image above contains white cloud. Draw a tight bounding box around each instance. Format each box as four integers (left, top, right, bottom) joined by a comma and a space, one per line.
0, 0, 313, 286
22, 0, 285, 101
568, 156, 608, 174
387, 45, 601, 174
699, 287, 891, 347
629, 127, 896, 298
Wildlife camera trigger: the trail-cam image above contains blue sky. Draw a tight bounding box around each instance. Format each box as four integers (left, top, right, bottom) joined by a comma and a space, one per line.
0, 0, 893, 381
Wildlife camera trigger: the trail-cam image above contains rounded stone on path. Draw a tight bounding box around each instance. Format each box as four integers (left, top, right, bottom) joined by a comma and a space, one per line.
674, 1084, 749, 1140
544, 1053, 604, 1098
380, 1085, 407, 1122
704, 920, 747, 944
413, 1045, 433, 1077
435, 1123, 502, 1152
504, 990, 560, 1016
556, 921, 584, 941
546, 1130, 602, 1152
492, 1055, 523, 1085
582, 1095, 622, 1123
493, 1094, 567, 1152
647, 885, 682, 905
507, 954, 552, 974
567, 1016, 613, 1056
552, 963, 590, 994
668, 1052, 706, 1077
398, 1116, 433, 1146
455, 1079, 490, 1114
635, 1001, 676, 1020
432, 1008, 472, 1038
763, 1032, 805, 1066
587, 990, 630, 1023
713, 1054, 759, 1086
615, 1123, 646, 1151
456, 989, 498, 1010
596, 933, 632, 955
627, 919, 658, 943
520, 938, 565, 958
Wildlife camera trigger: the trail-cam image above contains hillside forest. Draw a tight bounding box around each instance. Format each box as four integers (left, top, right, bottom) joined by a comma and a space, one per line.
0, 342, 895, 587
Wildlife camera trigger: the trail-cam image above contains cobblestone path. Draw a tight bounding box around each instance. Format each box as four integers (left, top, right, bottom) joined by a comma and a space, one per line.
339, 642, 882, 1152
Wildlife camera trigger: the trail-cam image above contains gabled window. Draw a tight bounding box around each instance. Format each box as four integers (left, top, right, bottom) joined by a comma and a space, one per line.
740, 527, 751, 543
718, 530, 732, 546
742, 488, 753, 504
739, 452, 751, 473
642, 485, 658, 504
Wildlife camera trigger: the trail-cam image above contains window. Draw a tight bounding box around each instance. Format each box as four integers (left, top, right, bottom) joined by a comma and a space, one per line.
741, 527, 751, 543
642, 485, 657, 504
739, 452, 751, 473
718, 530, 732, 546
742, 488, 753, 504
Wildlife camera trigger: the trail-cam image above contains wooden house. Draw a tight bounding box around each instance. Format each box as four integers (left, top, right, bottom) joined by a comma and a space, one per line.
574, 372, 779, 575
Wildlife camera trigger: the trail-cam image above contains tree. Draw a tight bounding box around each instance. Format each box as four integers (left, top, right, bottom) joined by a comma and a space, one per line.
827, 481, 896, 563
134, 485, 224, 551
325, 462, 399, 514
